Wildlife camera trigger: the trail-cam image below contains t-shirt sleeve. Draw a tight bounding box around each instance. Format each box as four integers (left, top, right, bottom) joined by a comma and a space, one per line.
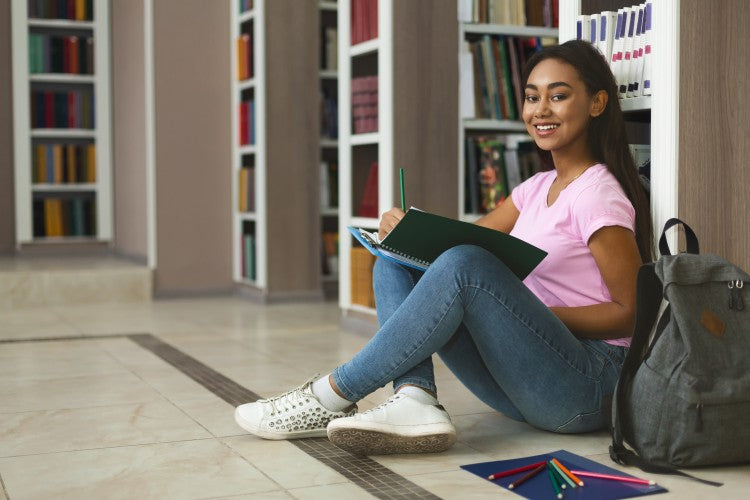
510, 180, 526, 211
572, 184, 636, 243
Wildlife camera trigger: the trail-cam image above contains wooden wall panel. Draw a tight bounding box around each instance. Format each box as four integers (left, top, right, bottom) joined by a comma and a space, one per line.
393, 0, 459, 218
264, 0, 322, 296
679, 0, 750, 271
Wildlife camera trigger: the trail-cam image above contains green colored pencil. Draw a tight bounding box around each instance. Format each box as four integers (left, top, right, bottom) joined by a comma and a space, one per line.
548, 465, 563, 499
550, 460, 576, 489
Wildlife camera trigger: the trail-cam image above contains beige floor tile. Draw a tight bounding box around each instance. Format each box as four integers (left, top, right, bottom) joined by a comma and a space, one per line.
0, 440, 279, 500
222, 437, 349, 490
0, 307, 80, 340
208, 492, 292, 500
0, 400, 211, 457
454, 412, 612, 460
0, 371, 163, 414
0, 339, 129, 381
406, 469, 515, 498
173, 394, 244, 438
287, 482, 376, 500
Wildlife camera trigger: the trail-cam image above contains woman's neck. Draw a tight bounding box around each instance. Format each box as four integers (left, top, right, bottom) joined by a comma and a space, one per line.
550, 148, 598, 184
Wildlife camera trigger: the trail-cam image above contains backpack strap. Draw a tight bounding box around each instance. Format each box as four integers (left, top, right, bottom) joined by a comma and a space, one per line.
610, 227, 722, 487
659, 218, 700, 256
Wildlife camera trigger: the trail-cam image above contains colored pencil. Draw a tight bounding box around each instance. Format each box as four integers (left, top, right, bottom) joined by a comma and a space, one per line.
552, 458, 585, 486
508, 463, 546, 490
486, 460, 547, 480
547, 465, 564, 499
549, 460, 576, 489
570, 470, 657, 486
548, 462, 568, 489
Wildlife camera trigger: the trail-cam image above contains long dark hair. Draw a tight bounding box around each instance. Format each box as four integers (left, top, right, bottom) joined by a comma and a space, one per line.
522, 39, 653, 262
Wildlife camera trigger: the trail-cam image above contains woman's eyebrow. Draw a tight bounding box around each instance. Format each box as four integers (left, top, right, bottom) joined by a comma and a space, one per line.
525, 81, 573, 90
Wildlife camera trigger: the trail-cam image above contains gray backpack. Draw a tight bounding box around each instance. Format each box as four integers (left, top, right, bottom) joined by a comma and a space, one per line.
610, 219, 750, 486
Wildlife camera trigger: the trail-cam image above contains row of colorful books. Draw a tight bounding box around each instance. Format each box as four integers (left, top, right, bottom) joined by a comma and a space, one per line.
351, 0, 378, 46
465, 135, 542, 214
236, 33, 254, 81
577, 2, 652, 98
321, 26, 338, 71
458, 0, 559, 28
463, 35, 551, 121
32, 196, 96, 238
320, 161, 339, 209
32, 143, 96, 184
352, 75, 377, 134
241, 233, 256, 281
238, 166, 255, 213
28, 34, 94, 75
238, 100, 255, 146
30, 89, 95, 129
28, 0, 94, 21
320, 90, 338, 139
238, 0, 253, 14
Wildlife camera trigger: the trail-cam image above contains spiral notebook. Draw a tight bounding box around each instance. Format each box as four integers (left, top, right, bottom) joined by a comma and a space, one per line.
348, 208, 547, 279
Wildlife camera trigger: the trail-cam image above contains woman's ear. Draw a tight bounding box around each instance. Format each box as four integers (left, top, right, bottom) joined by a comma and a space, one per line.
590, 90, 608, 117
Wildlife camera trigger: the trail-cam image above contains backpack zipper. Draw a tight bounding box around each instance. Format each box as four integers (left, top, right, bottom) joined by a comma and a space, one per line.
728, 280, 744, 311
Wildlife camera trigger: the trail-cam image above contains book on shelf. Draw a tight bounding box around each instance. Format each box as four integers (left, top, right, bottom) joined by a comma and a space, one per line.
33, 196, 95, 238
349, 208, 547, 279
465, 36, 553, 120
350, 246, 376, 307
322, 26, 338, 71
350, 0, 378, 46
322, 231, 339, 277
320, 161, 338, 209
320, 88, 338, 139
241, 233, 256, 281
32, 143, 95, 184
579, 2, 651, 102
466, 135, 541, 214
351, 75, 377, 134
238, 166, 255, 212
239, 99, 255, 145
28, 34, 94, 75
236, 33, 253, 80
31, 89, 94, 129
357, 162, 378, 218
458, 0, 559, 27
28, 0, 94, 21
238, 0, 253, 13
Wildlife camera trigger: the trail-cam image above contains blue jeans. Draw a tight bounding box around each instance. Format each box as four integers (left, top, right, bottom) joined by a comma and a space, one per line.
332, 245, 628, 433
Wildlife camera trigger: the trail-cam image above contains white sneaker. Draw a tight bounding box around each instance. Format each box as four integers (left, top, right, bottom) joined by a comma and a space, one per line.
326, 393, 457, 455
234, 378, 357, 440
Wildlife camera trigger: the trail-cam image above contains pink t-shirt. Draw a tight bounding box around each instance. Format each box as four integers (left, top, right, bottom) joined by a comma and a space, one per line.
510, 163, 635, 347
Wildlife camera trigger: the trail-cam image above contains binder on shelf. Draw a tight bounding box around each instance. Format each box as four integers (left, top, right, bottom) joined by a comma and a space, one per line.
348, 208, 547, 279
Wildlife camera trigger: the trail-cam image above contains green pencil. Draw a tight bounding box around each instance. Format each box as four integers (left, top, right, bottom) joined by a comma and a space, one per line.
399, 168, 406, 211
547, 466, 563, 499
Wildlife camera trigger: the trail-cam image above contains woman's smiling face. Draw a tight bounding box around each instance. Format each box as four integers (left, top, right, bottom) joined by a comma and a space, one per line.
522, 58, 604, 155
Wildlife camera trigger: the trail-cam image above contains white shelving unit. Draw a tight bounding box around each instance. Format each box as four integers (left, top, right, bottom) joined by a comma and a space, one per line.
458, 21, 558, 222
231, 0, 267, 288
11, 0, 112, 245
560, 0, 678, 248
337, 0, 394, 316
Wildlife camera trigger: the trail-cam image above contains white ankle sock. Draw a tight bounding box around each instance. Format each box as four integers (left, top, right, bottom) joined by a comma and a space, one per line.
311, 374, 354, 412
397, 385, 439, 406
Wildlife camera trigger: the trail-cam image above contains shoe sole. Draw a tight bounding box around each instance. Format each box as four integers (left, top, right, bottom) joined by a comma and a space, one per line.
234, 408, 328, 440
327, 427, 456, 455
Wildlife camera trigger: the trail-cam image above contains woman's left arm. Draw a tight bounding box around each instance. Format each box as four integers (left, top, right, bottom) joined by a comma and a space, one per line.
549, 225, 642, 339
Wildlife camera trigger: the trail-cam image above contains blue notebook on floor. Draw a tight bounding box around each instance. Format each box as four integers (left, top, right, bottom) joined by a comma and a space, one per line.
461, 449, 668, 499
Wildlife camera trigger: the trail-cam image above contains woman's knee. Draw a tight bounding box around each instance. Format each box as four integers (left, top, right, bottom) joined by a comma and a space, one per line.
431, 245, 497, 275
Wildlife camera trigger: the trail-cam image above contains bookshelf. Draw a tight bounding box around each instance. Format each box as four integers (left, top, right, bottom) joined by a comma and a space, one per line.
11, 0, 112, 245
338, 0, 459, 319
458, 8, 558, 222
320, 0, 339, 297
231, 0, 323, 301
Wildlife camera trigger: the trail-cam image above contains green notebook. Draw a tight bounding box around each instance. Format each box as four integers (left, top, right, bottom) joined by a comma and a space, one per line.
349, 208, 547, 280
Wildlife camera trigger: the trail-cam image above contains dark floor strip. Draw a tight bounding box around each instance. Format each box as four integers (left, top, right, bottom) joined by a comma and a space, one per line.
0, 333, 131, 344
127, 333, 442, 500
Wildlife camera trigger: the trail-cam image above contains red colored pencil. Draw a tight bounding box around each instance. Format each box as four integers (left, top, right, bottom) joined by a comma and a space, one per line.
486, 461, 547, 480
508, 463, 547, 490
570, 470, 657, 485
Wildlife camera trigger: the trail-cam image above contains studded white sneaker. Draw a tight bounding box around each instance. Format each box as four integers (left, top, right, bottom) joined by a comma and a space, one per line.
326, 393, 457, 455
234, 378, 357, 440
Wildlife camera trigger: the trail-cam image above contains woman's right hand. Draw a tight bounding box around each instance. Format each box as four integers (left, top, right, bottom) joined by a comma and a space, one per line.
378, 207, 405, 240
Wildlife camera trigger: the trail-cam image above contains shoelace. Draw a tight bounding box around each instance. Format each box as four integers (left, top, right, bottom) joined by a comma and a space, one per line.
265, 384, 312, 416
364, 394, 403, 415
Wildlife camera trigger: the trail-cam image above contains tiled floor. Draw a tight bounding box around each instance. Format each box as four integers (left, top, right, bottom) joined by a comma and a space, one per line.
0, 297, 747, 499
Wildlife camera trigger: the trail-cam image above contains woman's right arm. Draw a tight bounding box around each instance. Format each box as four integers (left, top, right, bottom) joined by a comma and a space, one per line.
475, 196, 521, 233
